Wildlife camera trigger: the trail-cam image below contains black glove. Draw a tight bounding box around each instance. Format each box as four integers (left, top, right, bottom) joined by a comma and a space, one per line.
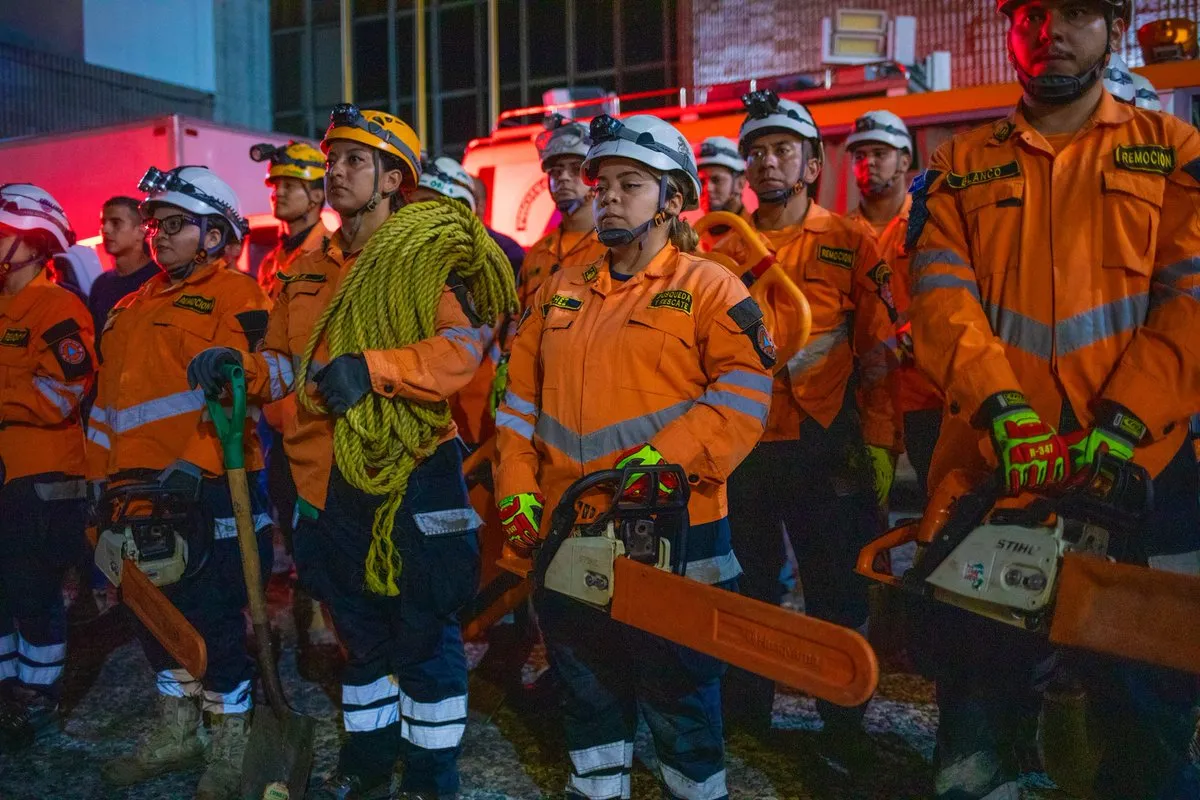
187, 347, 242, 396
313, 353, 372, 414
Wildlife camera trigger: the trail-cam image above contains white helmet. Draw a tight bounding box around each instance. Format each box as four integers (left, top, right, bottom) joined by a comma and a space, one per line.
696, 136, 746, 173
1104, 53, 1137, 104
582, 114, 701, 210
0, 183, 75, 254
1131, 73, 1163, 111
536, 115, 592, 172
418, 156, 477, 212
738, 90, 822, 160
138, 165, 249, 242
847, 110, 912, 153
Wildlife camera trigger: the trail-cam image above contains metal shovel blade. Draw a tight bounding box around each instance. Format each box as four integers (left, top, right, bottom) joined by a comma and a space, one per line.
240, 705, 316, 799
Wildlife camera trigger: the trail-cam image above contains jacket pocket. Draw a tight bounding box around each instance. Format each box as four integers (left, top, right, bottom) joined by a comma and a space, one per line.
1100, 170, 1162, 275
539, 308, 577, 390
961, 178, 1024, 279
619, 305, 697, 392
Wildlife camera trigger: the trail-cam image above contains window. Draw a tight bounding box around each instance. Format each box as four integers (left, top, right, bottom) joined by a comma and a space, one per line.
313, 25, 344, 107
273, 113, 309, 137
497, 0, 521, 86
440, 95, 480, 151
354, 19, 390, 100
394, 11, 416, 100
574, 0, 614, 73
354, 0, 389, 15
527, 1, 566, 78
272, 0, 305, 28
273, 31, 303, 111
622, 0, 666, 66
438, 3, 478, 92
311, 0, 340, 24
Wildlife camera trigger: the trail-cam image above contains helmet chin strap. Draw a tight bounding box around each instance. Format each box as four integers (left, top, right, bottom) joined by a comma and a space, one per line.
0, 238, 43, 286
597, 176, 670, 249
347, 151, 386, 220
1009, 17, 1113, 106
755, 179, 806, 206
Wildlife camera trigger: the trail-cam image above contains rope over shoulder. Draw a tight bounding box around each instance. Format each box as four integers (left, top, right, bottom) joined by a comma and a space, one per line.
299, 198, 518, 595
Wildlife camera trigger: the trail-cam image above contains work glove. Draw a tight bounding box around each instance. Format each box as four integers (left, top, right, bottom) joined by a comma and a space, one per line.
489, 354, 510, 419
187, 347, 242, 396
615, 443, 680, 503
312, 353, 372, 414
498, 492, 544, 558
157, 459, 203, 500
866, 444, 897, 508
984, 391, 1071, 495
1065, 402, 1145, 476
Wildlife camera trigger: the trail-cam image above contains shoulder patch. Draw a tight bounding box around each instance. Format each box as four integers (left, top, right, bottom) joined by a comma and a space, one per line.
1183, 157, 1200, 185
867, 261, 898, 323
582, 264, 599, 283
648, 289, 693, 314
235, 310, 269, 351
41, 318, 82, 344
103, 306, 125, 334
1, 327, 30, 348
51, 332, 92, 379
905, 168, 942, 254
817, 245, 855, 270
726, 296, 775, 368
867, 261, 892, 288
944, 161, 1020, 189
174, 294, 216, 315
548, 294, 583, 311
276, 271, 327, 285
1113, 144, 1176, 176
992, 120, 1015, 143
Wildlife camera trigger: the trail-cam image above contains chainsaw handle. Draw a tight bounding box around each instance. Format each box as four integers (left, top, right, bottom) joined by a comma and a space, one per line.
855, 523, 919, 588
694, 210, 812, 368
204, 364, 247, 470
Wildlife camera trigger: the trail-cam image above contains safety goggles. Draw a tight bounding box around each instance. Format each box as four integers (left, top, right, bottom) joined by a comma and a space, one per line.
698, 141, 741, 161
143, 213, 201, 238
138, 167, 250, 237
589, 115, 696, 177
329, 103, 419, 167
853, 117, 909, 139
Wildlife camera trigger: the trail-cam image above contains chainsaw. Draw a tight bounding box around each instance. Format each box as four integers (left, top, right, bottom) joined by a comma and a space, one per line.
518, 463, 880, 707
93, 480, 211, 589
857, 453, 1200, 675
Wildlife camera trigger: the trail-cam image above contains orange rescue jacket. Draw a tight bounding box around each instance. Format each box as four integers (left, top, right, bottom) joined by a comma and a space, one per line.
715, 203, 900, 450
242, 231, 487, 510
495, 244, 772, 530
86, 259, 270, 479
847, 195, 942, 416
909, 91, 1200, 489
0, 272, 95, 482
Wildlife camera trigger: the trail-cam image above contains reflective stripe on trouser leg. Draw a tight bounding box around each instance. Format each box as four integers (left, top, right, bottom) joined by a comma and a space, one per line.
157, 668, 203, 698
343, 675, 401, 732
935, 750, 1020, 800
399, 687, 467, 750
567, 740, 634, 800
0, 633, 16, 682
16, 636, 65, 688
201, 680, 252, 714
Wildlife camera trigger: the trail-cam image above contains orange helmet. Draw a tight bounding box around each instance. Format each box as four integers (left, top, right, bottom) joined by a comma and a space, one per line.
321, 104, 422, 190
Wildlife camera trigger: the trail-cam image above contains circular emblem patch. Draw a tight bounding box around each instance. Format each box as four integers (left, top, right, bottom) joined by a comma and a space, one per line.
58, 337, 86, 365
756, 323, 777, 361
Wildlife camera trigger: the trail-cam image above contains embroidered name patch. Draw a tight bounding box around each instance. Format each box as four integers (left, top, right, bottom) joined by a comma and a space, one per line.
582, 265, 599, 283
1, 327, 29, 347
548, 294, 583, 311
277, 272, 327, 285
945, 161, 1020, 189
174, 294, 216, 315
1114, 144, 1176, 175
817, 246, 855, 269
648, 289, 694, 314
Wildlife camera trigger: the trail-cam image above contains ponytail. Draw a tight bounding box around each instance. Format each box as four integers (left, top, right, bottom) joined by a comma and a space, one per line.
665, 173, 700, 253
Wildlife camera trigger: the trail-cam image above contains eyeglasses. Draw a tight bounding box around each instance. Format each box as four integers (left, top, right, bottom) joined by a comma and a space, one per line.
588, 115, 696, 177
329, 103, 420, 170
143, 213, 201, 238
853, 117, 909, 138
137, 166, 250, 238
699, 142, 740, 161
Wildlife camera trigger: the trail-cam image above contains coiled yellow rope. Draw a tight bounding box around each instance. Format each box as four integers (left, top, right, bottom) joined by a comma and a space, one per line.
299, 199, 517, 595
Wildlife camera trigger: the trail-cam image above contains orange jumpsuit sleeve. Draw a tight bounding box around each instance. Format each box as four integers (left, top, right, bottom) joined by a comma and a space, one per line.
851, 238, 902, 451
1102, 130, 1200, 439
86, 297, 132, 479
651, 272, 771, 485
362, 286, 487, 403
243, 285, 296, 406
908, 142, 1022, 422
179, 280, 273, 474
2, 297, 95, 428
493, 283, 550, 500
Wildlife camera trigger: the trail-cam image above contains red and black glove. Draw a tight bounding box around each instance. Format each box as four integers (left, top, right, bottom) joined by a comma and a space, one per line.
615, 444, 680, 503
498, 492, 544, 558
982, 391, 1072, 495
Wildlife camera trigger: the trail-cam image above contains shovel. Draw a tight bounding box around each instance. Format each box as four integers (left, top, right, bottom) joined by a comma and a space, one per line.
205, 364, 314, 799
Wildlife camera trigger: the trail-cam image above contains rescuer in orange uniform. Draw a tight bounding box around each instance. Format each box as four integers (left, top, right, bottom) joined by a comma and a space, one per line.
0, 184, 94, 753
494, 114, 772, 800
845, 109, 943, 497
717, 91, 899, 756
908, 1, 1200, 796
88, 166, 272, 799
695, 135, 753, 252
189, 105, 488, 799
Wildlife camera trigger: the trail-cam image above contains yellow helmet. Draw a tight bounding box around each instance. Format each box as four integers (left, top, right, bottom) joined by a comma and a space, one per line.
322, 103, 422, 189
249, 141, 326, 183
